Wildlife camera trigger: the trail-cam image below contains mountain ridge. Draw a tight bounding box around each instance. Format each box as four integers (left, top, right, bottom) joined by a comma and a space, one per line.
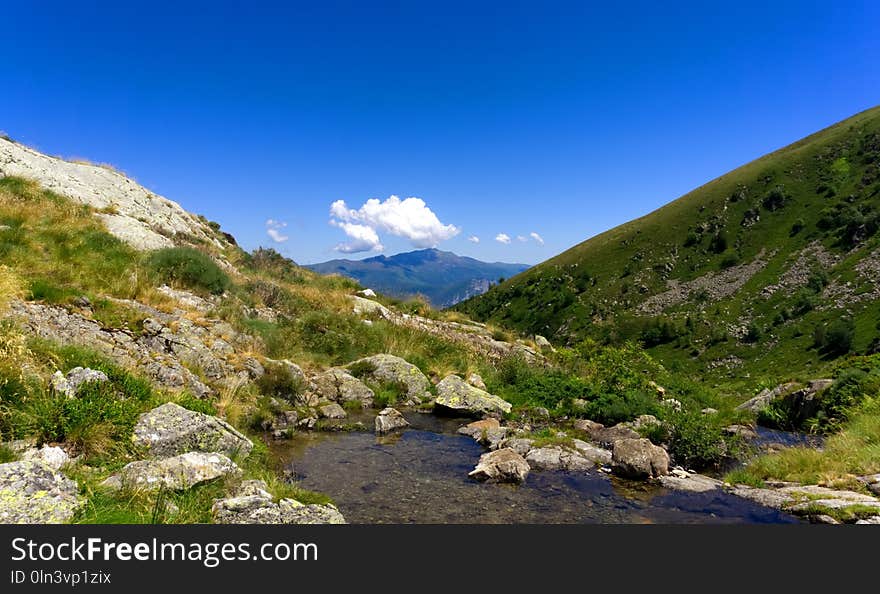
305, 248, 529, 308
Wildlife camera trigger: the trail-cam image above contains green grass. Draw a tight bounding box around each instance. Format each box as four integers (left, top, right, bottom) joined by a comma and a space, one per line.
455, 105, 880, 391
146, 246, 231, 295
727, 394, 880, 489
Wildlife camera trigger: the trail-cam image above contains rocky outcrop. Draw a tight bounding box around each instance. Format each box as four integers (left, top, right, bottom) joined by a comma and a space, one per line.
133, 402, 253, 459
611, 438, 669, 479
374, 408, 409, 434
310, 368, 375, 408
730, 484, 880, 520
211, 480, 346, 524
0, 460, 83, 523
659, 471, 723, 493
736, 380, 833, 426
6, 300, 265, 398
468, 448, 530, 483
50, 367, 109, 397
104, 452, 241, 492
347, 354, 432, 405
349, 295, 543, 364
0, 137, 226, 251
434, 375, 512, 417
457, 418, 509, 448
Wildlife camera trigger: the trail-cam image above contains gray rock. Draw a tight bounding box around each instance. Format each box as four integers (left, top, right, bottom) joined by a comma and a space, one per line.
278, 499, 347, 524
577, 421, 640, 448
133, 402, 253, 459
659, 473, 722, 493
311, 368, 375, 407
611, 438, 670, 479
0, 461, 83, 523
466, 373, 487, 390
356, 288, 377, 298
375, 408, 410, 434
701, 408, 718, 415
20, 445, 69, 471
457, 418, 501, 438
318, 403, 347, 419
347, 354, 432, 405
534, 335, 552, 350
435, 375, 512, 417
735, 382, 801, 412
525, 446, 595, 471
469, 448, 530, 483
351, 295, 392, 319
725, 424, 758, 439
571, 439, 613, 465
212, 495, 282, 524
105, 452, 241, 492
856, 516, 880, 525
50, 367, 109, 397
231, 479, 273, 499
499, 438, 535, 457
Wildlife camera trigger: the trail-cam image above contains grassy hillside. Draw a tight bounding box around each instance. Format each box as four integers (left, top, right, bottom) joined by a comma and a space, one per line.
456, 105, 880, 387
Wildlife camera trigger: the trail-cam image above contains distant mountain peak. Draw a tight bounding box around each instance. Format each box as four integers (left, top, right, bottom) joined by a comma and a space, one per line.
305, 249, 529, 308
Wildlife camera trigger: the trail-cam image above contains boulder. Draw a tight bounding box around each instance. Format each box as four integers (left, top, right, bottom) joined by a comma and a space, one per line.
50, 367, 109, 397
457, 418, 510, 446
0, 461, 83, 523
467, 373, 487, 390
725, 424, 758, 439
105, 452, 241, 492
736, 382, 801, 412
375, 408, 410, 434
434, 375, 512, 417
611, 438, 670, 479
575, 420, 640, 448
209, 489, 346, 525
571, 439, 613, 465
133, 402, 253, 459
659, 473, 723, 493
525, 446, 594, 471
347, 354, 432, 405
318, 403, 347, 419
311, 368, 375, 408
351, 295, 392, 319
20, 445, 69, 471
468, 448, 530, 483
356, 289, 377, 298
498, 438, 535, 457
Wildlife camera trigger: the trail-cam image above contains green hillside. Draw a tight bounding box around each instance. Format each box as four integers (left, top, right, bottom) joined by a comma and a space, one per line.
456, 105, 880, 386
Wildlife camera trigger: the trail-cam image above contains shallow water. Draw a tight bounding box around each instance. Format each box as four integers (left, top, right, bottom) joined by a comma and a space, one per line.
753, 426, 824, 449
270, 412, 800, 524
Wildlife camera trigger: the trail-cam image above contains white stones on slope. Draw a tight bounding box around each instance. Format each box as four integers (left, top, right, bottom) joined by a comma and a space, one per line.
50, 367, 109, 398
0, 137, 223, 250
346, 353, 432, 405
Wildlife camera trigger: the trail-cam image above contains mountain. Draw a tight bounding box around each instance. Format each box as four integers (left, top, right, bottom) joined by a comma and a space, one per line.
456, 105, 880, 381
305, 248, 529, 308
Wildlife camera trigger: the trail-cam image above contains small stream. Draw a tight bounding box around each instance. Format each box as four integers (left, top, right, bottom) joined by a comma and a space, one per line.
269, 412, 800, 524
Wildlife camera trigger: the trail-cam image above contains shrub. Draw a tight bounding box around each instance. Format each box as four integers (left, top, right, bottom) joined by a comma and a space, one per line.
255, 364, 304, 401
720, 253, 740, 269
814, 318, 855, 356
762, 186, 787, 211
709, 232, 728, 254
661, 409, 728, 468
743, 321, 762, 343
146, 247, 230, 295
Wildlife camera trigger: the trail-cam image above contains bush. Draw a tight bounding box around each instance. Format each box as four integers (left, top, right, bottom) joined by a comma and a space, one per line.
709, 232, 728, 254
814, 318, 855, 356
661, 409, 728, 468
255, 364, 304, 401
146, 247, 230, 295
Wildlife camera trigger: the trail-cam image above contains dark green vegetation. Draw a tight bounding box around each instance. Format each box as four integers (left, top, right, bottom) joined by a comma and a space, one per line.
456, 106, 880, 384
146, 246, 231, 295
305, 248, 529, 308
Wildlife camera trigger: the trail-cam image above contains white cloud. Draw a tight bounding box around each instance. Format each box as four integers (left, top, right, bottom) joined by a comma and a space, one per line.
516, 235, 528, 242
468, 235, 480, 243
530, 232, 545, 245
265, 219, 289, 243
331, 220, 383, 253
495, 233, 511, 244
329, 195, 459, 252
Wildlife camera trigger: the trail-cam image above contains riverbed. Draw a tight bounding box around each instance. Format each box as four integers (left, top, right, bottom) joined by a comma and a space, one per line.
269, 412, 800, 524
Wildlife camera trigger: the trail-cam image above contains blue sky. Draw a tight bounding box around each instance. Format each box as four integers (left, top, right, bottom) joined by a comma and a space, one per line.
2, 1, 878, 264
